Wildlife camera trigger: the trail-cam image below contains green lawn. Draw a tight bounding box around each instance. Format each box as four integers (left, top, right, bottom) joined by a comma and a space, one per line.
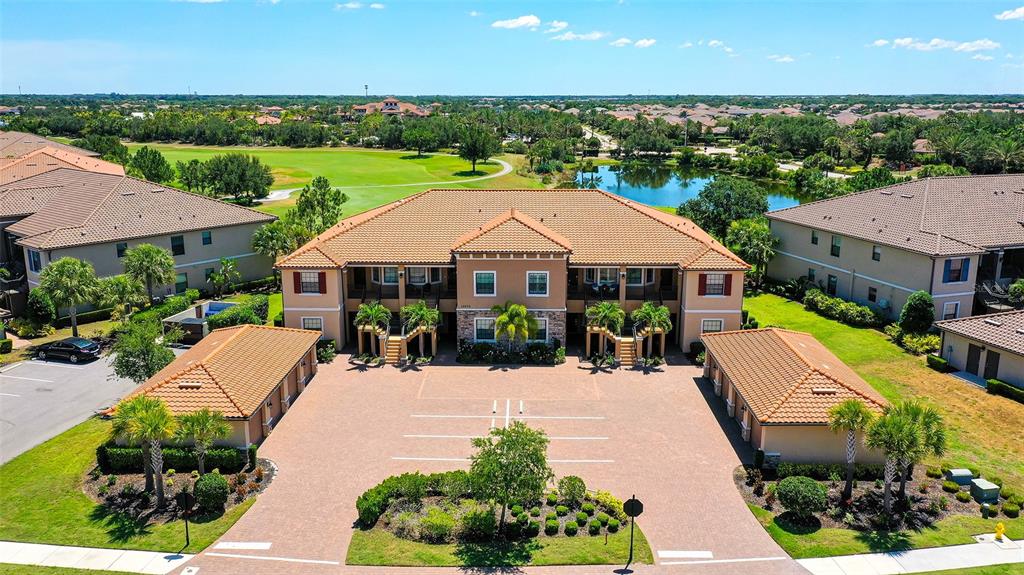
749, 504, 1023, 559
744, 294, 1024, 488
346, 525, 653, 567
221, 291, 282, 325
917, 565, 1024, 575
0, 418, 253, 554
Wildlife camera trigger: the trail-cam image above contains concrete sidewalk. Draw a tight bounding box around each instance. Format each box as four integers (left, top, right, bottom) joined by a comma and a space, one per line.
798, 534, 1023, 575
0, 541, 192, 574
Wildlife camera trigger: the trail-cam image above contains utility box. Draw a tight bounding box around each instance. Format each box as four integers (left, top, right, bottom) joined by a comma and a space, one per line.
970, 478, 1000, 503
945, 468, 974, 486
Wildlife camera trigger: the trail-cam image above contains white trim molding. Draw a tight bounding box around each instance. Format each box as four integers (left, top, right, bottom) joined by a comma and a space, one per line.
286, 306, 342, 312
526, 270, 549, 297
174, 252, 260, 269
932, 291, 977, 299
682, 309, 743, 314
776, 250, 918, 294
472, 270, 497, 297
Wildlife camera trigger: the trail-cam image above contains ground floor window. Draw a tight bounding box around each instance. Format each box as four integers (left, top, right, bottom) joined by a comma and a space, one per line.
701, 319, 724, 333
943, 301, 960, 320
530, 318, 548, 342
807, 268, 815, 282
302, 317, 324, 332
204, 267, 215, 281
28, 250, 42, 273
175, 272, 188, 294
475, 318, 496, 341
827, 274, 838, 296
586, 267, 618, 285
868, 286, 877, 303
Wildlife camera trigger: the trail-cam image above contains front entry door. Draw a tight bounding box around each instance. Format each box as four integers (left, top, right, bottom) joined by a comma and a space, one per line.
966, 344, 983, 375
983, 350, 1001, 380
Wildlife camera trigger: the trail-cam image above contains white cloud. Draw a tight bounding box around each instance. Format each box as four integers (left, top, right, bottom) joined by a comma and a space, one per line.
335, 1, 362, 9
491, 14, 540, 29
610, 37, 632, 47
972, 54, 994, 61
995, 6, 1024, 20
707, 39, 723, 48
545, 20, 568, 33
767, 54, 795, 63
880, 37, 1001, 53
954, 38, 1000, 52
552, 30, 606, 41
869, 39, 889, 47
369, 2, 384, 8
680, 41, 693, 48
893, 37, 914, 47
634, 38, 656, 48
468, 10, 480, 17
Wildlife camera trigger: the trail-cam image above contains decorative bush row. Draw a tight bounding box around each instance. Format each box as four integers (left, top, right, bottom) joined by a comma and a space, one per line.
58, 307, 114, 328
96, 443, 247, 474
356, 471, 473, 527
776, 462, 884, 481
456, 339, 566, 365
926, 355, 951, 372
131, 289, 201, 325
987, 379, 1024, 405
803, 289, 885, 328
207, 295, 270, 330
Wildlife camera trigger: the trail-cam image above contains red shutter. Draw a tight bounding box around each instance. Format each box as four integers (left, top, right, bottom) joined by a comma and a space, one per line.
292, 271, 301, 293
723, 274, 732, 296
318, 271, 327, 294
697, 273, 707, 296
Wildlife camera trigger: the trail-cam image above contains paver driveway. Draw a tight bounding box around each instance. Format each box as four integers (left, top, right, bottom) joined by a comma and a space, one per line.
183, 354, 807, 575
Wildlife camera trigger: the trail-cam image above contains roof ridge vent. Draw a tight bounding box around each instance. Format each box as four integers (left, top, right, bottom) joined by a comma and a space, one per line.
900, 194, 914, 199
983, 319, 1003, 327
880, 190, 894, 195
812, 387, 838, 394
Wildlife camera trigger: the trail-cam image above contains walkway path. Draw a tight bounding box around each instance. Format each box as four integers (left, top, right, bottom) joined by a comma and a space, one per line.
0, 541, 192, 574
798, 534, 1022, 575
262, 157, 513, 202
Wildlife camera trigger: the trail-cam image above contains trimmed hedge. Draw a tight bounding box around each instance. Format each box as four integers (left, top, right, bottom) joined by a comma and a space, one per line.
96, 443, 245, 474
987, 379, 1024, 405
131, 289, 201, 325
355, 470, 473, 527
0, 339, 12, 354
926, 355, 950, 372
777, 462, 884, 481
803, 289, 884, 328
195, 472, 229, 512
207, 295, 270, 330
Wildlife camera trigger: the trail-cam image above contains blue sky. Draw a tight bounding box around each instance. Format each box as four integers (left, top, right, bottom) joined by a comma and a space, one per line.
2, 0, 1023, 95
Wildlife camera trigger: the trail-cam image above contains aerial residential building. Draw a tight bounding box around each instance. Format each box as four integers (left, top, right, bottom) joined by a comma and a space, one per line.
0, 130, 99, 159
0, 146, 124, 185
351, 97, 432, 117
936, 310, 1024, 389
275, 188, 748, 354
765, 175, 1024, 321
701, 328, 887, 463
0, 169, 276, 299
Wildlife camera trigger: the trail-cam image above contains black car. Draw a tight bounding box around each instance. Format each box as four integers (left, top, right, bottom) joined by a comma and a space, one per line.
36, 337, 101, 363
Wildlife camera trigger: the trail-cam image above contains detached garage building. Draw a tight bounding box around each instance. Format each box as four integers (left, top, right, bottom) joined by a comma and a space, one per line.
936, 310, 1024, 389
701, 328, 887, 463
125, 324, 321, 447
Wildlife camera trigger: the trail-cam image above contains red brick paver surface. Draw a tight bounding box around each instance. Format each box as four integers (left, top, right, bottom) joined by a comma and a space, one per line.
180, 355, 807, 575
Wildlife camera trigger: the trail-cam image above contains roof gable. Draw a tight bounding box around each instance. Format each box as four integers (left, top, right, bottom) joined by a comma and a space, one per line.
452, 208, 572, 253
936, 309, 1024, 356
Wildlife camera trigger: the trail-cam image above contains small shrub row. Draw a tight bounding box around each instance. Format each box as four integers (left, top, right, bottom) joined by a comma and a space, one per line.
926, 355, 951, 372
803, 289, 885, 328
776, 462, 884, 481
96, 443, 246, 474
356, 470, 473, 527
457, 339, 566, 365
57, 307, 114, 328
130, 289, 201, 325
987, 379, 1024, 405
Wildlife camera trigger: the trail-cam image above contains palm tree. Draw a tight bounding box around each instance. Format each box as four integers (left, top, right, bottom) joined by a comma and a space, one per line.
175, 408, 231, 475
111, 395, 159, 492
134, 398, 178, 507
490, 301, 537, 351
400, 300, 440, 357
585, 301, 625, 355
935, 132, 971, 167
887, 400, 947, 500
207, 258, 241, 299
354, 301, 392, 356
866, 413, 920, 517
630, 301, 672, 357
97, 275, 147, 323
987, 139, 1024, 174
38, 257, 99, 338
828, 399, 876, 501
252, 221, 296, 279
122, 244, 176, 304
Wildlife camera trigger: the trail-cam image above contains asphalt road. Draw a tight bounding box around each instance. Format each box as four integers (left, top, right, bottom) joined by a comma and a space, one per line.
0, 355, 140, 464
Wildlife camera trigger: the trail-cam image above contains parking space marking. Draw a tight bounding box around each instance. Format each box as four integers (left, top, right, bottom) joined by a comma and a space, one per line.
26, 360, 85, 370
0, 375, 54, 383
659, 550, 714, 559
504, 398, 511, 428
394, 456, 614, 464
204, 552, 339, 565
0, 392, 22, 397
213, 542, 272, 550
403, 434, 608, 441
660, 556, 788, 566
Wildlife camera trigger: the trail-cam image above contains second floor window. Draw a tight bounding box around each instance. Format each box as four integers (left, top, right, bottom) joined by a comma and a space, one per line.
830, 235, 841, 257
202, 230, 213, 245
171, 235, 185, 256
302, 317, 323, 331
704, 273, 726, 295
116, 242, 128, 258
28, 250, 42, 273
408, 267, 427, 285
586, 267, 618, 285
300, 271, 321, 294
474, 271, 496, 296
872, 245, 881, 261
527, 271, 548, 296
811, 230, 819, 245
943, 258, 969, 283
372, 267, 399, 284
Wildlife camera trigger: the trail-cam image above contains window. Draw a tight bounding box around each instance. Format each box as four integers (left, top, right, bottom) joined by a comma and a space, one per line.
527, 271, 549, 296
943, 301, 960, 320
175, 272, 188, 294
430, 267, 441, 283
701, 319, 724, 333
944, 258, 969, 283
408, 267, 427, 285
704, 273, 726, 296
830, 235, 841, 257
300, 271, 321, 294
382, 267, 399, 284
170, 235, 185, 256
868, 287, 877, 303
202, 230, 212, 245
204, 267, 215, 281
116, 242, 128, 258
28, 250, 42, 273
475, 318, 496, 341
587, 267, 618, 285
807, 268, 816, 282
626, 268, 644, 285
811, 230, 819, 245
827, 274, 838, 296
371, 267, 380, 283
872, 245, 881, 262
531, 318, 548, 342
474, 271, 496, 296
301, 317, 323, 332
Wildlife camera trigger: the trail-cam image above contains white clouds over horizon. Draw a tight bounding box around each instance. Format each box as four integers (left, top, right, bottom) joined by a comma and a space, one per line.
491, 14, 540, 29
610, 37, 632, 47
767, 54, 795, 63
544, 20, 568, 33
634, 38, 656, 48
552, 30, 605, 41
994, 6, 1024, 20
871, 37, 1000, 52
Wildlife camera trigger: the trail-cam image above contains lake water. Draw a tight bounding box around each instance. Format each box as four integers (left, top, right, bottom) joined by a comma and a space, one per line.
579, 165, 800, 211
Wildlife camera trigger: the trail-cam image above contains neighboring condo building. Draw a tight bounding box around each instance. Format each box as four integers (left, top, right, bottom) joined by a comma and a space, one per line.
936, 310, 1024, 389
276, 188, 748, 350
766, 175, 1024, 321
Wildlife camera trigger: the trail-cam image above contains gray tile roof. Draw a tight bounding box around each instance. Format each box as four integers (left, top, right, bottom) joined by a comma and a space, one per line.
936, 310, 1024, 357
767, 175, 1024, 256
0, 169, 275, 250
0, 130, 99, 159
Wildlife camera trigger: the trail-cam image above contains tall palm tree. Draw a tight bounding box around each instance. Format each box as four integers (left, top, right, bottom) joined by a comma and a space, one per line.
987, 139, 1024, 174
585, 301, 625, 355
111, 395, 159, 492
866, 413, 920, 517
97, 275, 147, 323
354, 301, 392, 356
887, 400, 947, 500
38, 257, 99, 338
935, 132, 972, 167
207, 258, 241, 299
828, 399, 876, 501
122, 244, 176, 304
490, 301, 537, 351
400, 300, 440, 357
134, 398, 178, 507
175, 408, 231, 475
631, 301, 672, 357
252, 221, 296, 280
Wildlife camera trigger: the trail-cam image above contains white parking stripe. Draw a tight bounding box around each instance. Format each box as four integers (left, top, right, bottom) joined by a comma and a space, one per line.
393, 456, 614, 464
660, 556, 788, 566
0, 375, 54, 383
0, 392, 22, 397
659, 550, 714, 559
504, 399, 510, 428
403, 434, 608, 441
213, 542, 272, 550
412, 414, 605, 420
27, 360, 84, 370
205, 552, 339, 565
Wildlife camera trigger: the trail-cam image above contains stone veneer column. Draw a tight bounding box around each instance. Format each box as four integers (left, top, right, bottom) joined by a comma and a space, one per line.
456, 309, 566, 346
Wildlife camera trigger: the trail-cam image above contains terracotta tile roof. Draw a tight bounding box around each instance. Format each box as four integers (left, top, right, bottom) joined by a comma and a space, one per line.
277, 188, 747, 270
767, 175, 1024, 256
0, 130, 99, 159
0, 169, 275, 250
122, 324, 320, 418
936, 310, 1024, 357
452, 208, 572, 254
0, 146, 124, 185
701, 328, 887, 425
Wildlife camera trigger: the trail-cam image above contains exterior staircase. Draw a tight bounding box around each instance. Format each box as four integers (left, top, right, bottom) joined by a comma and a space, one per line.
383, 336, 403, 365
618, 337, 636, 367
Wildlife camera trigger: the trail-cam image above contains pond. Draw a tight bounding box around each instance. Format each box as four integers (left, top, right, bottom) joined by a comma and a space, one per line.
576, 164, 801, 211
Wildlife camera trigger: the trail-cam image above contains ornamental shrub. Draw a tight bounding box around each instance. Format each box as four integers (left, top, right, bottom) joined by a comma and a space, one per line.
594, 490, 626, 521
510, 504, 524, 516
525, 520, 541, 537
529, 506, 541, 517
776, 476, 827, 521
546, 492, 558, 505
588, 519, 602, 535
564, 521, 578, 536
544, 519, 559, 535
956, 491, 972, 503
902, 333, 940, 355
926, 467, 943, 479
582, 502, 596, 515
420, 507, 456, 543
597, 512, 610, 525
899, 291, 935, 334
926, 355, 950, 372
555, 505, 569, 516
545, 511, 557, 521
802, 289, 883, 327
97, 444, 245, 474
575, 511, 588, 525
0, 339, 13, 354
26, 289, 57, 326
987, 379, 1024, 405
195, 472, 229, 512
1003, 502, 1020, 518
558, 476, 587, 508
607, 518, 621, 532
459, 504, 497, 542
942, 480, 960, 493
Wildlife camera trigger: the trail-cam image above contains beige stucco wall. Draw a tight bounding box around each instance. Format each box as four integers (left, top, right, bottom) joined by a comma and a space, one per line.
281, 268, 345, 346
455, 255, 567, 310
760, 426, 885, 464
679, 270, 744, 349
941, 331, 1024, 387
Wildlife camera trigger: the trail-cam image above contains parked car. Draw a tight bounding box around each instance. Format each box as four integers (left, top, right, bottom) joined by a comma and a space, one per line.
36, 337, 101, 363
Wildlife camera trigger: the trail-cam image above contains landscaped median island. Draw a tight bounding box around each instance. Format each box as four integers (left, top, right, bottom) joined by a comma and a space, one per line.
347, 421, 652, 567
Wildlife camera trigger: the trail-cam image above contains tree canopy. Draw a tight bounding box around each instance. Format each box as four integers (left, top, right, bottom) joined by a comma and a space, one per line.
677, 176, 769, 240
